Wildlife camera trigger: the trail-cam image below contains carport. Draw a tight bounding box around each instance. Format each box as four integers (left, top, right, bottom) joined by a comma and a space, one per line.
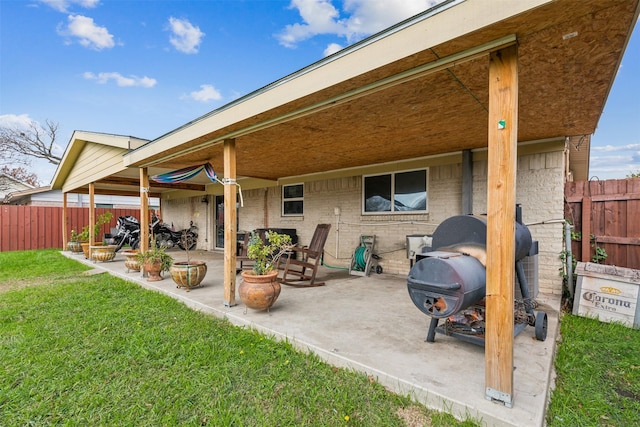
51, 0, 639, 410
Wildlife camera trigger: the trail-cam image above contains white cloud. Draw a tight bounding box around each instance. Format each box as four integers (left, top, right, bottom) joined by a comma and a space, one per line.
187, 84, 223, 103
591, 143, 640, 152
323, 42, 343, 56
59, 14, 115, 50
39, 0, 99, 13
277, 0, 443, 49
168, 17, 205, 54
589, 144, 640, 179
83, 72, 157, 88
0, 113, 34, 129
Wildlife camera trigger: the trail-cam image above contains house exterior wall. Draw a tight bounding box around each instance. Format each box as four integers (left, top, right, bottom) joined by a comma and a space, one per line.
160, 196, 209, 239
161, 148, 566, 295
62, 143, 128, 192
472, 151, 565, 294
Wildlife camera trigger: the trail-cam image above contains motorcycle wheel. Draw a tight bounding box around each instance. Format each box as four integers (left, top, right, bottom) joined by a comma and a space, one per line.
131, 239, 140, 250
114, 236, 126, 252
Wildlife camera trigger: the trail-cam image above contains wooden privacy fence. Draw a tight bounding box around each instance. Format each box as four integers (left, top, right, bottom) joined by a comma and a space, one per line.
564, 178, 640, 270
0, 206, 141, 252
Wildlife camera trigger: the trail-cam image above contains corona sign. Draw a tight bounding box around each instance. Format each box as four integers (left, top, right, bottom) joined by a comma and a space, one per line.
573, 262, 640, 329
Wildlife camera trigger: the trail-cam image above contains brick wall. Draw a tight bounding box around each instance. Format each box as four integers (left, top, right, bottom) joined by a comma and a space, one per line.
473, 151, 565, 294
160, 149, 566, 294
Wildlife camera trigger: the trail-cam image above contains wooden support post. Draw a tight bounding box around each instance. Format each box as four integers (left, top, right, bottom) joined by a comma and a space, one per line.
62, 192, 68, 248
140, 167, 150, 253
223, 139, 237, 307
581, 196, 592, 262
485, 44, 518, 407
89, 183, 95, 259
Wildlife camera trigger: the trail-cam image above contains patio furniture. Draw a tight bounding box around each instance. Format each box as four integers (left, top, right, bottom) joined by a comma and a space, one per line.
236, 232, 255, 271
279, 224, 331, 287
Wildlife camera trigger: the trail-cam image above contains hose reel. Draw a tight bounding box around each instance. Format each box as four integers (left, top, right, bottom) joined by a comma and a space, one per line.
349, 235, 382, 277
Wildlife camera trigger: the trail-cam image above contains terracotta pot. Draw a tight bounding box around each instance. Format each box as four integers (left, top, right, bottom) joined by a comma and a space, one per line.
90, 245, 116, 262
144, 260, 164, 282
170, 261, 207, 292
239, 270, 281, 311
122, 250, 141, 272
67, 241, 82, 253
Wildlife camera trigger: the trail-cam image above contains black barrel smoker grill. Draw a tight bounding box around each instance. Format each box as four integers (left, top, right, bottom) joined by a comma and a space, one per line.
407, 207, 547, 345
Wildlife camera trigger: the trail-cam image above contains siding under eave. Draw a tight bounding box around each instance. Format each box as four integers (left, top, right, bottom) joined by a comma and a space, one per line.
62, 143, 129, 193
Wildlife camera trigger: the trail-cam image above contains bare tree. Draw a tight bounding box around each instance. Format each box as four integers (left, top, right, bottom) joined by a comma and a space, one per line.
1, 166, 40, 186
0, 119, 62, 166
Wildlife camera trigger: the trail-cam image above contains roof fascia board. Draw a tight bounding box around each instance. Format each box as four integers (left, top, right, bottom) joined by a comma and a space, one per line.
125, 0, 551, 167
51, 131, 145, 189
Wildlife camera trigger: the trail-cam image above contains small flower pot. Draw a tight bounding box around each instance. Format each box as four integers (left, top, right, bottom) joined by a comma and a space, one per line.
67, 241, 82, 253
144, 260, 164, 282
122, 250, 141, 272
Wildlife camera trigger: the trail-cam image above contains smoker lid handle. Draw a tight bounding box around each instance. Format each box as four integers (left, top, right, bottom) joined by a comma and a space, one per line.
407, 276, 461, 290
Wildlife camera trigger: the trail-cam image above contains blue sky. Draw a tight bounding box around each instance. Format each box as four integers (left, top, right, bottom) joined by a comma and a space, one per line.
1, 0, 638, 184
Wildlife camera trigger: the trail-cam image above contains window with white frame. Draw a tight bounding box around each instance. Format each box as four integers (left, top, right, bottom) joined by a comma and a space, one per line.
282, 183, 304, 216
363, 169, 428, 214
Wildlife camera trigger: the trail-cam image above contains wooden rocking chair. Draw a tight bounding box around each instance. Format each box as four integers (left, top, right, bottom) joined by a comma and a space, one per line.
236, 232, 254, 272
279, 224, 331, 287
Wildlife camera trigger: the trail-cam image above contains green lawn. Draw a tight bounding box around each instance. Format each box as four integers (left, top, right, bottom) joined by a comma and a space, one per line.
5, 250, 636, 426
0, 250, 475, 426
546, 313, 640, 426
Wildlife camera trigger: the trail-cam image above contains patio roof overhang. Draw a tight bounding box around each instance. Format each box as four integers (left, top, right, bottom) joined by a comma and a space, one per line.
121, 0, 637, 185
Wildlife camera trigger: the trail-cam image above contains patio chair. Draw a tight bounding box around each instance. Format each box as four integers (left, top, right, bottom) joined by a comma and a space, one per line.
236, 232, 255, 272
279, 224, 331, 287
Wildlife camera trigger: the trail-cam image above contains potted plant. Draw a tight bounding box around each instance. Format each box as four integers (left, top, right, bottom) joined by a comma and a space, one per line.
67, 229, 82, 253
136, 236, 173, 282
169, 230, 207, 292
239, 230, 293, 310
79, 211, 113, 259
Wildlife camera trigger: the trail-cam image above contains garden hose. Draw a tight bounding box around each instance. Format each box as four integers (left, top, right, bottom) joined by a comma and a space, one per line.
320, 254, 349, 270
353, 246, 368, 271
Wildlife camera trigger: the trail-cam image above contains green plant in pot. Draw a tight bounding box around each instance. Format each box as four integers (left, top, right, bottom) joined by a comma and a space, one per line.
78, 211, 113, 242
67, 229, 82, 252
136, 236, 173, 282
169, 230, 207, 292
239, 231, 293, 311
79, 211, 113, 258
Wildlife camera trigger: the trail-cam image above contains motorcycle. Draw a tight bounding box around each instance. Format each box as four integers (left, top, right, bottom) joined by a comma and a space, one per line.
113, 214, 198, 251
153, 216, 198, 250
113, 215, 141, 252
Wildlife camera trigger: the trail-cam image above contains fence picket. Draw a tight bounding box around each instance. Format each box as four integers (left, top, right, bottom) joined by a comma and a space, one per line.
0, 206, 143, 251
565, 178, 640, 270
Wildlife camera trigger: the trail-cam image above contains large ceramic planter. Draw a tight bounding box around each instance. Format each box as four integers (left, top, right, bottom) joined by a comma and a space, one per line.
122, 250, 141, 272
144, 260, 164, 282
67, 241, 82, 253
81, 242, 103, 259
170, 261, 207, 292
239, 270, 281, 311
91, 245, 117, 262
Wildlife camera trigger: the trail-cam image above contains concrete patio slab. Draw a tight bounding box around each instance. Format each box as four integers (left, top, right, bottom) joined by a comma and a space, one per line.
63, 249, 560, 427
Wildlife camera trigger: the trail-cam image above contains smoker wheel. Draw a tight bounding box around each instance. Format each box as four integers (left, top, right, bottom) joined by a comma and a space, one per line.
535, 311, 548, 341
376, 265, 383, 274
